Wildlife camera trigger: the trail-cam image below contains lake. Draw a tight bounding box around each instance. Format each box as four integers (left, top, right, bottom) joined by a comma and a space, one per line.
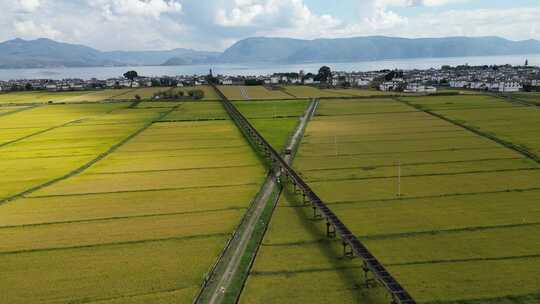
0, 53, 539, 81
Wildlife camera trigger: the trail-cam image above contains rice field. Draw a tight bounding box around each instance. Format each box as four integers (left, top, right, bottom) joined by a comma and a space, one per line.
402, 95, 540, 157
171, 86, 222, 100
218, 86, 293, 100
511, 92, 540, 105
234, 100, 309, 151
242, 98, 540, 303
0, 101, 267, 304
2, 88, 539, 304
111, 87, 172, 100
281, 86, 392, 98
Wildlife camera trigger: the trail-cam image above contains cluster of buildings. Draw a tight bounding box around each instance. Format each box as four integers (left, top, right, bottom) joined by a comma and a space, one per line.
392, 64, 540, 93
1, 64, 539, 94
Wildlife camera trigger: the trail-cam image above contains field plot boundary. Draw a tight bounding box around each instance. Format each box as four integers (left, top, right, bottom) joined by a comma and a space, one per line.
0, 105, 179, 205
194, 97, 317, 304
210, 83, 416, 304
491, 92, 540, 107
0, 105, 36, 117
0, 118, 84, 148
223, 100, 318, 304
396, 97, 540, 164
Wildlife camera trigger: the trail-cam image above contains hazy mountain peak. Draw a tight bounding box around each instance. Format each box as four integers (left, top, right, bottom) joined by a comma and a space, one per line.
0, 36, 539, 69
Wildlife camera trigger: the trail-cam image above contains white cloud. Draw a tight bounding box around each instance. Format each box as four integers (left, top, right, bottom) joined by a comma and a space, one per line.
375, 0, 466, 7
90, 0, 182, 19
18, 0, 41, 12
0, 0, 539, 52
14, 20, 61, 38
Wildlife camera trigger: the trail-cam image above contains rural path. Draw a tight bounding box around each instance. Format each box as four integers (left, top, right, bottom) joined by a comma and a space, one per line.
196, 99, 319, 304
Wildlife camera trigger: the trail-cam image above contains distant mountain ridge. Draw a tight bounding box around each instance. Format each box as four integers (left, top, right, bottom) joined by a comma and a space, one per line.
221, 36, 540, 63
0, 38, 219, 69
1, 36, 540, 69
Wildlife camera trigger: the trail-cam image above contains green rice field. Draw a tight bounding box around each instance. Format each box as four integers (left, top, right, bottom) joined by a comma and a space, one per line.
241, 98, 540, 303
401, 95, 540, 157
1, 86, 539, 304
0, 101, 267, 304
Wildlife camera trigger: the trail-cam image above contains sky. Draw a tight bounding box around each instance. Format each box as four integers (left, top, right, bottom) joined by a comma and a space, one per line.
1, 0, 539, 51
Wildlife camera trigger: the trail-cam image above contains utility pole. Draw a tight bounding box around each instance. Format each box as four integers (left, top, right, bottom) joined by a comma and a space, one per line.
397, 159, 401, 197
334, 135, 338, 157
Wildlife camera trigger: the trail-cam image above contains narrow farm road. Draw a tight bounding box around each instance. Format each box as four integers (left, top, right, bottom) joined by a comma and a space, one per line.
196, 99, 318, 304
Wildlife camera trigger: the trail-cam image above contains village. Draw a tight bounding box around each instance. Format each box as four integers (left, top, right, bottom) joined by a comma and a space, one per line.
1, 63, 539, 94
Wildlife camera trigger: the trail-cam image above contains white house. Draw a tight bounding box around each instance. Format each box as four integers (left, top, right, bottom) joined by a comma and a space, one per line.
404, 83, 437, 93
449, 80, 469, 88
221, 77, 233, 85
45, 84, 57, 91
106, 79, 118, 88
303, 77, 314, 85
270, 76, 280, 84
290, 77, 301, 84
355, 79, 371, 87
498, 82, 522, 92
379, 81, 402, 92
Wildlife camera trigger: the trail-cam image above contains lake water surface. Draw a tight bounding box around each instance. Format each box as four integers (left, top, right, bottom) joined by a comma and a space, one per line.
1, 53, 539, 81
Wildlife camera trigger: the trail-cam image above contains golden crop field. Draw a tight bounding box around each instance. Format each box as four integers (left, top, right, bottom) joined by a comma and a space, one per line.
281, 85, 392, 98
170, 85, 222, 100
511, 92, 540, 105
0, 101, 267, 304
269, 98, 540, 303
402, 95, 540, 156
0, 91, 104, 104
163, 101, 228, 121
2, 87, 539, 304
218, 85, 293, 100
111, 87, 172, 100
239, 190, 390, 304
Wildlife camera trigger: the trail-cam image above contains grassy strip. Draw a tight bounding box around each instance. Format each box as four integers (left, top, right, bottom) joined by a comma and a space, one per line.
250, 265, 359, 277
303, 157, 524, 172
298, 146, 503, 158
0, 106, 179, 205
28, 182, 261, 199
158, 118, 228, 122
0, 206, 246, 230
71, 286, 194, 304
321, 187, 540, 207
87, 164, 259, 175
424, 292, 540, 304
0, 119, 84, 148
397, 98, 540, 164
489, 93, 539, 107
223, 100, 318, 303
0, 105, 36, 117
306, 167, 539, 183
360, 222, 540, 241
316, 109, 419, 117
0, 233, 229, 256
387, 254, 540, 267
222, 185, 283, 304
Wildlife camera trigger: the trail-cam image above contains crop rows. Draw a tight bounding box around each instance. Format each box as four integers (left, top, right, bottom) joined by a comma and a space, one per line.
241, 97, 540, 303
0, 101, 267, 303
401, 95, 540, 158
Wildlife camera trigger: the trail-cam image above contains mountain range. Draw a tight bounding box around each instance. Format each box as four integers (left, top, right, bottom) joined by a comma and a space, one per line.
1, 36, 540, 69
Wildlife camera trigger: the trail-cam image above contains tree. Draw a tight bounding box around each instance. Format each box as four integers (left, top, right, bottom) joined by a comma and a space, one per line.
123, 71, 138, 87
188, 89, 205, 100
317, 66, 332, 84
